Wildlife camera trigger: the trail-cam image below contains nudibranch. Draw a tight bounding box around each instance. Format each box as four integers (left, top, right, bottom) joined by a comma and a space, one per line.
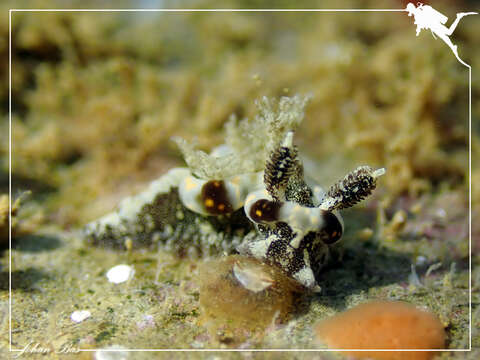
238, 131, 384, 291
84, 95, 385, 291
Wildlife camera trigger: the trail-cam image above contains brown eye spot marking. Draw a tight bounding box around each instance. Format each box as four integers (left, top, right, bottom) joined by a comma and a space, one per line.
201, 180, 233, 215
319, 211, 343, 245
249, 199, 282, 223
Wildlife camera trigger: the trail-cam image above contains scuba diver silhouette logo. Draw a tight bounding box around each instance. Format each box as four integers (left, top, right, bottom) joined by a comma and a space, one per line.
405, 2, 477, 66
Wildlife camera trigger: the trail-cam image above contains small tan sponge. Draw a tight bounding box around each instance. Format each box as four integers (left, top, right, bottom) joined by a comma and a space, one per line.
315, 300, 445, 360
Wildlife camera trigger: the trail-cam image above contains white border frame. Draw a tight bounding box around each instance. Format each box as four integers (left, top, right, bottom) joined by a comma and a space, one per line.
8, 6, 473, 355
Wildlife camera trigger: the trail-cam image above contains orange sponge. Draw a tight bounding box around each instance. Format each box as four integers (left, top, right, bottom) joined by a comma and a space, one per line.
315, 300, 445, 360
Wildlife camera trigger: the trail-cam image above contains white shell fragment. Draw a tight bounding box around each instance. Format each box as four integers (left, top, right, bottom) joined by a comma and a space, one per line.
70, 310, 91, 323
233, 261, 274, 292
106, 264, 135, 284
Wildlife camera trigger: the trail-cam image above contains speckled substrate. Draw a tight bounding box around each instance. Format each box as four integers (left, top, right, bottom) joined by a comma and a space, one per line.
2, 188, 475, 358
1, 0, 479, 359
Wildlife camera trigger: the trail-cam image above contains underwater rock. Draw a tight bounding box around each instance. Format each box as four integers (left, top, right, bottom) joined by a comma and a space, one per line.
315, 300, 445, 360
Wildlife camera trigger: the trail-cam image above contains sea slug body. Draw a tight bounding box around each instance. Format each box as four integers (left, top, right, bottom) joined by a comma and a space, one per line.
84, 96, 385, 290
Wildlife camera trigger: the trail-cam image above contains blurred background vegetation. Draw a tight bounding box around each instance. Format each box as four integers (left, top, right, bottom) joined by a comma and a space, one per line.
1, 0, 477, 228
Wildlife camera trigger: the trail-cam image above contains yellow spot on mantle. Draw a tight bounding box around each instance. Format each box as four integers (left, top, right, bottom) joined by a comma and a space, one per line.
205, 198, 214, 208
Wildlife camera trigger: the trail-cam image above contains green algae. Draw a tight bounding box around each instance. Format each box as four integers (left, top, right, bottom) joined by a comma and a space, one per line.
1, 0, 478, 358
